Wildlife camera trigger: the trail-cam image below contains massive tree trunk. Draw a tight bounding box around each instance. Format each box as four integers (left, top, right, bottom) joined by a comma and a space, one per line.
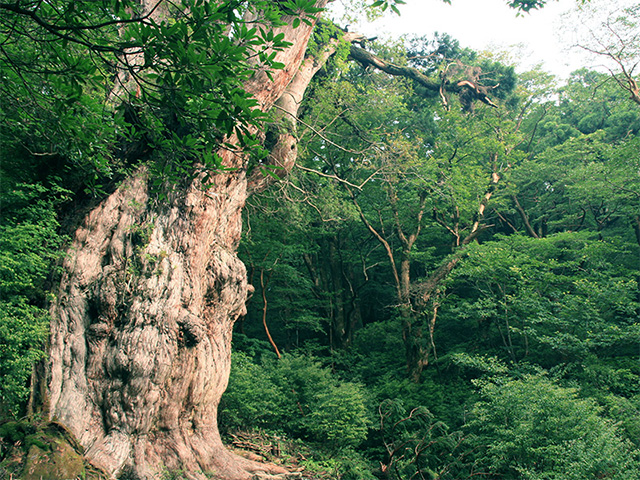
47, 3, 331, 479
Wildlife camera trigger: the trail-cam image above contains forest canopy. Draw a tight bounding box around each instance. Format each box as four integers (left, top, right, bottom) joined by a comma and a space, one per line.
1, 1, 639, 479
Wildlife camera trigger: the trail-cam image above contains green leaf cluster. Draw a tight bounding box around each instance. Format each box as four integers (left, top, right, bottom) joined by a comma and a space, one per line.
469, 374, 640, 479
219, 350, 371, 449
0, 184, 68, 417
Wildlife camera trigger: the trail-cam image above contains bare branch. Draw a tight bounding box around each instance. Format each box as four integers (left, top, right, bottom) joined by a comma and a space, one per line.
272, 103, 371, 154
297, 164, 378, 190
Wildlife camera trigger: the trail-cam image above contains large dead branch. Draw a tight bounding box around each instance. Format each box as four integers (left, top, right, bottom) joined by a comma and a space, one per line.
349, 45, 499, 110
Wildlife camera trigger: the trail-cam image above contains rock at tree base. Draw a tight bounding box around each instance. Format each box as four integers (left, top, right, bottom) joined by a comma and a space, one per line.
23, 438, 84, 480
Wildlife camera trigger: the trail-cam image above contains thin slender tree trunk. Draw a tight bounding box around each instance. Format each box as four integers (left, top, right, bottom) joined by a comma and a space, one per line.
260, 268, 281, 358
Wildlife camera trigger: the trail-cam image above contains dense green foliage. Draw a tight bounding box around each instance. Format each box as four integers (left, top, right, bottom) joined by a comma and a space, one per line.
220, 350, 371, 448
230, 27, 640, 480
469, 373, 640, 479
0, 0, 312, 197
0, 185, 67, 415
1, 0, 640, 479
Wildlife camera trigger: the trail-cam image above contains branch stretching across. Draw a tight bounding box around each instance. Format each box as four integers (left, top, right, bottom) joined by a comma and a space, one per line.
297, 163, 379, 190
0, 1, 162, 32
0, 1, 162, 53
272, 103, 368, 154
349, 45, 499, 109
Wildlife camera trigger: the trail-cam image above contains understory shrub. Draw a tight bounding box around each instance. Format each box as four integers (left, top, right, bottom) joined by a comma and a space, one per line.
220, 351, 371, 449
468, 373, 640, 480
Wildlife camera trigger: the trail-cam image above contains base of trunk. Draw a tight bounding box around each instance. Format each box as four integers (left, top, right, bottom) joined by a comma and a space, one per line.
114, 436, 292, 480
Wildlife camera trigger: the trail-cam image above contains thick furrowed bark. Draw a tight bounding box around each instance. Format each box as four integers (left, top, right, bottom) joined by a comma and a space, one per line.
48, 2, 330, 478
49, 169, 273, 479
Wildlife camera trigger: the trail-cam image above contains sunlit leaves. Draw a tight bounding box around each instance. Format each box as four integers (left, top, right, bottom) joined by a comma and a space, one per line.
370, 0, 406, 15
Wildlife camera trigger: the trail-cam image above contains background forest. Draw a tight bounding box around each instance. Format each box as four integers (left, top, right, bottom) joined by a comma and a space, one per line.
1, 0, 640, 479
221, 13, 640, 480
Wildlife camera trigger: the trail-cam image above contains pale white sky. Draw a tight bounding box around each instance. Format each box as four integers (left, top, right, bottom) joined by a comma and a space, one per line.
328, 0, 634, 78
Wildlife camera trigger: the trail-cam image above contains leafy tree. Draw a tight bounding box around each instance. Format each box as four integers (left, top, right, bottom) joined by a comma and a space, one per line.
286, 35, 525, 379
563, 0, 640, 105
519, 69, 640, 156
469, 373, 640, 480
507, 131, 640, 242
444, 232, 639, 367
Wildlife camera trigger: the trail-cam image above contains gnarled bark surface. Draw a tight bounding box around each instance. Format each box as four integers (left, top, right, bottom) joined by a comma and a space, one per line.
47, 3, 330, 479
49, 169, 262, 479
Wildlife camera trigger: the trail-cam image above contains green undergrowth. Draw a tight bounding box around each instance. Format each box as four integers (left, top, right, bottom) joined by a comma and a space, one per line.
220, 350, 372, 450
223, 429, 377, 480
